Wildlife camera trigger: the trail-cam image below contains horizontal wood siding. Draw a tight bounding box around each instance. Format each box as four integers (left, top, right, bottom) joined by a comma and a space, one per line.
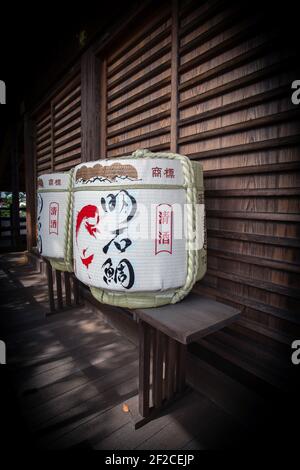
36, 107, 52, 175
177, 0, 300, 389
104, 4, 173, 157
35, 73, 82, 175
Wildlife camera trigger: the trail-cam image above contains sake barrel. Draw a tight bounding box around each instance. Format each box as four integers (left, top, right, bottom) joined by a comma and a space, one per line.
73, 149, 206, 308
37, 171, 73, 272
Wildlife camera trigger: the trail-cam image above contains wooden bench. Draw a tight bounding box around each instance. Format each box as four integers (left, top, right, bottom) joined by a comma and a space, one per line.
42, 261, 241, 427
132, 293, 241, 428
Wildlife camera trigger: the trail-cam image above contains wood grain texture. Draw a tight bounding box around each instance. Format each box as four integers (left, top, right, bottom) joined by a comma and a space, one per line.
81, 51, 100, 161
105, 6, 173, 158
34, 73, 82, 175
134, 294, 241, 344
177, 0, 300, 349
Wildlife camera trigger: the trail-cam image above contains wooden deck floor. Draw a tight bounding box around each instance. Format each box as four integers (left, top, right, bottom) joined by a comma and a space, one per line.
0, 252, 295, 450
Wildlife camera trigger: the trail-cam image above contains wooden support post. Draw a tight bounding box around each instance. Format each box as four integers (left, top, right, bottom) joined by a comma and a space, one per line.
24, 114, 36, 251
166, 337, 177, 400
100, 58, 107, 157
139, 320, 151, 418
176, 342, 186, 394
45, 260, 55, 313
11, 125, 20, 250
64, 271, 72, 307
162, 333, 168, 401
170, 0, 179, 153
153, 330, 164, 409
55, 270, 63, 310
81, 50, 101, 162
72, 275, 80, 305
134, 294, 241, 428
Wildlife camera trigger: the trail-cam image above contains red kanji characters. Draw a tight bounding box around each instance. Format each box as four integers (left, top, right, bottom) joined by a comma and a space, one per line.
155, 203, 173, 255
152, 166, 162, 178
164, 168, 175, 178
159, 210, 171, 224
49, 202, 59, 235
159, 231, 170, 245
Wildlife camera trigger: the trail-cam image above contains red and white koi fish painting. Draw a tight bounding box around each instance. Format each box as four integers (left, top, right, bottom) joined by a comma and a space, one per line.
75, 205, 100, 270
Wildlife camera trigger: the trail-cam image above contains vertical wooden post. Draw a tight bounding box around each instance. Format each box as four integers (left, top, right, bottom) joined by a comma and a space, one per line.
153, 330, 164, 409
50, 102, 55, 171
162, 333, 168, 401
170, 0, 179, 153
72, 275, 80, 305
166, 337, 177, 400
81, 50, 101, 162
24, 114, 36, 251
45, 259, 55, 313
64, 271, 72, 307
139, 320, 151, 417
55, 270, 63, 310
100, 58, 107, 158
176, 342, 186, 393
11, 125, 20, 250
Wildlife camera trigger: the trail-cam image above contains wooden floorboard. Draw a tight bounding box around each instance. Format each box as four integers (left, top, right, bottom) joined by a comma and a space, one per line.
28, 360, 139, 430
21, 350, 138, 410
0, 252, 291, 450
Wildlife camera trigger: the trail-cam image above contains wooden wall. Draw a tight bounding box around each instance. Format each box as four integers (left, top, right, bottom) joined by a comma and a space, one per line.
29, 0, 300, 394
35, 72, 82, 175
102, 2, 173, 157
97, 0, 300, 393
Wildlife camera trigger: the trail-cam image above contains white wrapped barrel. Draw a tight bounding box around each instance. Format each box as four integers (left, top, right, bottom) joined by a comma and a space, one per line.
72, 151, 206, 308
37, 172, 73, 271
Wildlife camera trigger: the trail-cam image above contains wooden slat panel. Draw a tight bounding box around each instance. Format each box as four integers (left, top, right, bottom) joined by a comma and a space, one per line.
180, 3, 245, 54
54, 84, 81, 114
108, 5, 171, 65
107, 57, 171, 100
36, 106, 52, 175
107, 118, 171, 149
108, 18, 172, 78
107, 103, 171, 136
35, 73, 82, 176
108, 70, 171, 111
207, 229, 300, 248
178, 0, 300, 379
103, 8, 173, 157
53, 74, 82, 171
107, 134, 171, 158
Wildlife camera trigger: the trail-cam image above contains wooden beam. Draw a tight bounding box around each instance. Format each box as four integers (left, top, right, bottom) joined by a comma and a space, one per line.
50, 102, 55, 171
176, 342, 186, 394
100, 58, 107, 157
189, 136, 300, 161
11, 125, 20, 249
45, 259, 55, 313
139, 320, 151, 417
55, 270, 63, 310
64, 272, 72, 306
72, 275, 80, 305
207, 229, 300, 248
153, 330, 164, 408
166, 337, 176, 399
24, 114, 36, 251
81, 50, 101, 162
